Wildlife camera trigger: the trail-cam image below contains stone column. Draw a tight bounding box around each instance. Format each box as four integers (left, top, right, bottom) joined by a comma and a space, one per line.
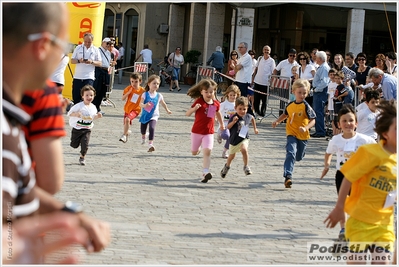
345, 9, 365, 55
203, 3, 225, 65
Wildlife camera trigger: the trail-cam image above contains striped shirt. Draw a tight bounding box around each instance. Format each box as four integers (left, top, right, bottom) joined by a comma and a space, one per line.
2, 91, 39, 221
20, 81, 66, 144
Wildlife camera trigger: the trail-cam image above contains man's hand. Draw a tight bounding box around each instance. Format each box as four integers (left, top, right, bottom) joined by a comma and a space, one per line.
78, 213, 111, 252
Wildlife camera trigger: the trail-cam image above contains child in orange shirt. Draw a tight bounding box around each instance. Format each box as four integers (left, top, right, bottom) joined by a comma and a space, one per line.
119, 72, 145, 143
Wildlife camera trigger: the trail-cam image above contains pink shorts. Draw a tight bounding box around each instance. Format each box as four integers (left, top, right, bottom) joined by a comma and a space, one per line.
124, 111, 138, 125
191, 133, 214, 151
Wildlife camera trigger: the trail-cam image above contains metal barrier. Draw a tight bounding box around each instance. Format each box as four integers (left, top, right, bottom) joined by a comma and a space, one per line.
196, 66, 215, 84
134, 62, 149, 86
101, 66, 116, 108
263, 75, 291, 119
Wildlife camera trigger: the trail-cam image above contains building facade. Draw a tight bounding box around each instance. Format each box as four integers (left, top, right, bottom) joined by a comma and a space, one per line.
104, 2, 396, 75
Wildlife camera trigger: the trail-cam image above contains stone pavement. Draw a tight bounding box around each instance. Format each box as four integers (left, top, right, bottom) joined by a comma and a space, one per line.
51, 75, 344, 265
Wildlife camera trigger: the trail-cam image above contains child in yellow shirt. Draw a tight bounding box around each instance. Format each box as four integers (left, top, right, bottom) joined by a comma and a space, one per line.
272, 79, 316, 188
325, 100, 397, 264
119, 72, 145, 143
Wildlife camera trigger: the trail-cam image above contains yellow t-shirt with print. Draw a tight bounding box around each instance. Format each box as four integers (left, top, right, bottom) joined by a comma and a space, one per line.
341, 141, 397, 225
284, 101, 316, 140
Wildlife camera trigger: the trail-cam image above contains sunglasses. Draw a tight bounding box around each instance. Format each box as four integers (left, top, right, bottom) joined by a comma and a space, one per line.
358, 58, 366, 61
289, 54, 296, 57
106, 42, 111, 45
299, 58, 306, 60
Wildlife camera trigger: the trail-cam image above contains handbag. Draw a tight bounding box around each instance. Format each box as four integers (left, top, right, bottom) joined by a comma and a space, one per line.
166, 65, 174, 73
166, 52, 175, 74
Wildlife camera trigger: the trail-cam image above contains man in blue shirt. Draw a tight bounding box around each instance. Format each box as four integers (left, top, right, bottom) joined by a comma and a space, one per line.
207, 46, 225, 73
311, 51, 330, 137
368, 67, 397, 101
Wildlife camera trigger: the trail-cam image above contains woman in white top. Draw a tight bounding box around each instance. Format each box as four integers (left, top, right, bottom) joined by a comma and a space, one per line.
297, 51, 316, 106
168, 47, 184, 92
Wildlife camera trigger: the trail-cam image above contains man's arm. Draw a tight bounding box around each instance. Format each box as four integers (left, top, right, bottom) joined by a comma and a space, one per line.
30, 137, 64, 195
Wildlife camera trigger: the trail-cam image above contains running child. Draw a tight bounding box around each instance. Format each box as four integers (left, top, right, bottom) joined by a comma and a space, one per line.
356, 89, 380, 140
68, 85, 103, 165
186, 79, 225, 183
217, 84, 241, 158
119, 72, 145, 143
139, 74, 172, 152
324, 100, 397, 264
320, 104, 376, 241
272, 79, 316, 188
220, 96, 258, 178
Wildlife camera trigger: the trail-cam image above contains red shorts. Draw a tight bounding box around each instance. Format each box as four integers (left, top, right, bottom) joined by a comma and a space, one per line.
124, 111, 138, 125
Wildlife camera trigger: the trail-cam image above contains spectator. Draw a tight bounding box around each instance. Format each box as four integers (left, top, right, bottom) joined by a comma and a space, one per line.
206, 45, 225, 73
368, 67, 397, 100
325, 50, 334, 68
309, 48, 319, 68
92, 37, 114, 113
135, 44, 153, 68
344, 52, 357, 71
2, 2, 111, 264
50, 53, 70, 93
385, 51, 397, 77
354, 52, 371, 86
311, 51, 330, 138
168, 47, 184, 92
117, 42, 124, 70
235, 42, 255, 116
252, 45, 275, 118
226, 50, 239, 86
333, 54, 345, 71
297, 51, 316, 106
273, 48, 299, 116
375, 53, 388, 73
70, 32, 102, 105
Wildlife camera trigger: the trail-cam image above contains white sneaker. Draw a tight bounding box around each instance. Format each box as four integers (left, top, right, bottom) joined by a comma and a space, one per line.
222, 150, 229, 159
119, 134, 127, 143
148, 144, 155, 152
141, 138, 145, 145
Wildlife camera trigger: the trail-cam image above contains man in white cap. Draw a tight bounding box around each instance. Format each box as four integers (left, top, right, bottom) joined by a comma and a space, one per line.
71, 32, 102, 105
93, 37, 115, 113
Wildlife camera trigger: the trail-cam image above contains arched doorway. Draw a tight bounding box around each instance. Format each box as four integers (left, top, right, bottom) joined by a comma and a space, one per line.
124, 8, 139, 70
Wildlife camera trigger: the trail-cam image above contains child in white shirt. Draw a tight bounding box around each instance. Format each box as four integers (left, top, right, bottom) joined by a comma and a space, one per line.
356, 90, 381, 140
217, 85, 241, 158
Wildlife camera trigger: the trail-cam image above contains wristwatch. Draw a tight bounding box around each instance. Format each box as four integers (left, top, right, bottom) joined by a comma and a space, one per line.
61, 201, 83, 213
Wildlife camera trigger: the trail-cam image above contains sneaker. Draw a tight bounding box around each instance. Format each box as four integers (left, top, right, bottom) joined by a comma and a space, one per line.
79, 157, 85, 166
243, 165, 252, 175
217, 133, 222, 144
141, 138, 145, 145
222, 150, 229, 159
148, 144, 155, 152
338, 228, 346, 241
201, 172, 213, 183
119, 134, 127, 143
284, 176, 292, 188
220, 164, 230, 178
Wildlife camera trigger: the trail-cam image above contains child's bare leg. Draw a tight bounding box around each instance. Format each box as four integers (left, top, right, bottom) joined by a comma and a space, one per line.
202, 148, 211, 170
226, 153, 236, 166
123, 117, 130, 135
241, 145, 249, 166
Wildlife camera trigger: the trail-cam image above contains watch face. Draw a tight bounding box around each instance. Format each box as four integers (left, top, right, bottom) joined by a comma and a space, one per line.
65, 201, 83, 213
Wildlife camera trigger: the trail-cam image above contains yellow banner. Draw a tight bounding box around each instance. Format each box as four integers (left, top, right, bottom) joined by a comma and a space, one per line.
63, 2, 105, 100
